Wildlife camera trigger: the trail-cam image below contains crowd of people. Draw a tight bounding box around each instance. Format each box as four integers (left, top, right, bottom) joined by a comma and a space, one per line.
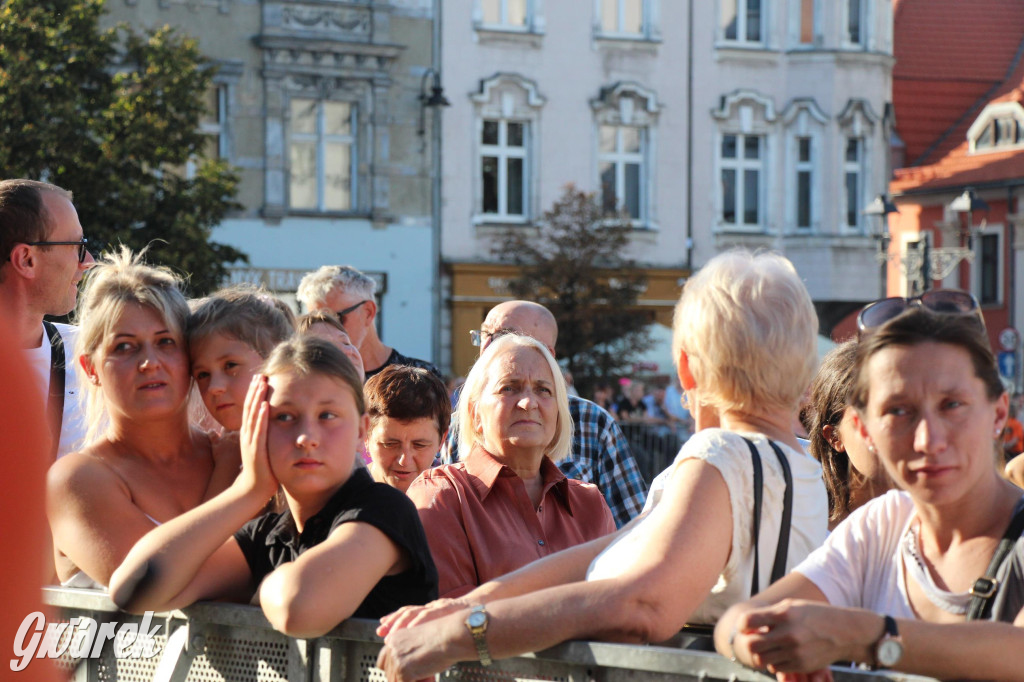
6, 177, 1024, 680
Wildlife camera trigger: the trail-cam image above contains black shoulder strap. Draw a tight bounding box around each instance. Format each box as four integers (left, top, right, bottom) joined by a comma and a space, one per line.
766, 441, 794, 584
743, 438, 794, 596
743, 437, 765, 596
43, 321, 66, 459
967, 501, 1024, 620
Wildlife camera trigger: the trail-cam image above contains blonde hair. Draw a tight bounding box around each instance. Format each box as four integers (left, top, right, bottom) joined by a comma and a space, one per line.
454, 334, 573, 463
672, 249, 818, 415
74, 246, 190, 446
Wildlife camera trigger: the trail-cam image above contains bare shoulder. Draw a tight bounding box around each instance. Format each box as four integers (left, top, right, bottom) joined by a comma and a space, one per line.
47, 443, 131, 501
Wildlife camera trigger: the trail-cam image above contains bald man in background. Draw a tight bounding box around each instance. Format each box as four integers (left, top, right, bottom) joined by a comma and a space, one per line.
444, 301, 647, 527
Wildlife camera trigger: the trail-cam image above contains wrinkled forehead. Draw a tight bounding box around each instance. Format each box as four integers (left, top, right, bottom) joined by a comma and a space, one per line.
485, 344, 552, 382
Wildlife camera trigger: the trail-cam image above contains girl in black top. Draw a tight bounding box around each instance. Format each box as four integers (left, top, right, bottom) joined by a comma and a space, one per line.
110, 337, 437, 636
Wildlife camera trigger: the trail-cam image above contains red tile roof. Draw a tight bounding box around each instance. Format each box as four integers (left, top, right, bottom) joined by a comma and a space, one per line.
891, 0, 1024, 194
893, 0, 1024, 164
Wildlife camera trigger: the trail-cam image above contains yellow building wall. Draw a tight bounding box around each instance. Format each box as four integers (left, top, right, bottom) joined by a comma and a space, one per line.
448, 262, 689, 377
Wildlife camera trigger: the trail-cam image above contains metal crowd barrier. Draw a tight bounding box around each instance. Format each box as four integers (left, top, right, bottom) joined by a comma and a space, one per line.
617, 419, 688, 484
38, 587, 937, 682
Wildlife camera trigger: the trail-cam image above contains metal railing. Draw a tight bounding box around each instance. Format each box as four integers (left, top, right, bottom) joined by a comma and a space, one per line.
617, 419, 689, 484
39, 587, 937, 682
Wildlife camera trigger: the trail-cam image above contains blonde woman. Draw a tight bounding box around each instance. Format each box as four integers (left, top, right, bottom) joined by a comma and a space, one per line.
374, 250, 827, 680
47, 248, 226, 588
407, 333, 615, 598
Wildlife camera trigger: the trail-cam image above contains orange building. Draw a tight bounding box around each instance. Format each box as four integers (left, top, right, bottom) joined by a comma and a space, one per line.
887, 0, 1024, 362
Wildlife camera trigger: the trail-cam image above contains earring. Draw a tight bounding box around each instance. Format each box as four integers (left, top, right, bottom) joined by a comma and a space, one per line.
681, 392, 691, 410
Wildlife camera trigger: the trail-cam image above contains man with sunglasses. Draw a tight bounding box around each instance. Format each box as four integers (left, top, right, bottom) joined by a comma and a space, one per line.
296, 264, 440, 381
0, 179, 94, 459
444, 300, 648, 528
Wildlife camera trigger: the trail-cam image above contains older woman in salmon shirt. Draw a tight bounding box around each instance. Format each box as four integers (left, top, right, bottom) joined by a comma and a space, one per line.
407, 333, 615, 597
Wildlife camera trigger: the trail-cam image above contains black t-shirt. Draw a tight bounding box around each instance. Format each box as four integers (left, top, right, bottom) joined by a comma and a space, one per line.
233, 468, 438, 619
364, 348, 442, 381
614, 397, 645, 420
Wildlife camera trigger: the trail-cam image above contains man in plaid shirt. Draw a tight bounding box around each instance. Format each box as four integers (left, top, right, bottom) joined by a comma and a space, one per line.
442, 301, 647, 527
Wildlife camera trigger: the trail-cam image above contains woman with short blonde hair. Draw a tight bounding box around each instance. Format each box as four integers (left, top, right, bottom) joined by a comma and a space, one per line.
374, 250, 828, 679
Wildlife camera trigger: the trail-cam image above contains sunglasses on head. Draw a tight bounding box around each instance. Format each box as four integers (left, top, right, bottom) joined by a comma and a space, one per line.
856, 289, 980, 334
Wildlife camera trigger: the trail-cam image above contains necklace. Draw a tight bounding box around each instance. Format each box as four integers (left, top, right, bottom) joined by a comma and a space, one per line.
900, 521, 971, 615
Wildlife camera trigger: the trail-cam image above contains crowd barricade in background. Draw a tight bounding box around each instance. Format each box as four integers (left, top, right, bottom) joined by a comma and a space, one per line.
40, 587, 937, 682
617, 419, 690, 484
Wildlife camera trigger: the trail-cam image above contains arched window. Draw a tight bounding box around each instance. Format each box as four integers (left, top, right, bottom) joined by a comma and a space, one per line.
471, 73, 546, 224
591, 82, 661, 226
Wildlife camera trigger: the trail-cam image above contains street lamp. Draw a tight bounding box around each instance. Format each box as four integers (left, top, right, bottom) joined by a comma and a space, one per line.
417, 68, 450, 137
948, 188, 989, 250
417, 67, 449, 369
864, 194, 899, 295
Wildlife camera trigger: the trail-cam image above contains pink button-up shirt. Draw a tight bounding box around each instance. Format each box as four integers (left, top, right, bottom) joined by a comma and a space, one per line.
407, 445, 616, 597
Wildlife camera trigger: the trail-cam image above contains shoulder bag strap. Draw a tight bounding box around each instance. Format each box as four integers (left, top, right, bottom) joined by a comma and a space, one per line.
743, 437, 764, 596
766, 441, 794, 585
966, 501, 1024, 620
43, 321, 66, 460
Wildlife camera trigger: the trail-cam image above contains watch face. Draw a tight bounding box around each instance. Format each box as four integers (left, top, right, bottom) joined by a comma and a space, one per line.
878, 639, 903, 667
467, 611, 487, 628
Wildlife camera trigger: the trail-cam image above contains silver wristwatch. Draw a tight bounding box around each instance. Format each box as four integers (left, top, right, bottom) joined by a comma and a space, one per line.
873, 615, 904, 669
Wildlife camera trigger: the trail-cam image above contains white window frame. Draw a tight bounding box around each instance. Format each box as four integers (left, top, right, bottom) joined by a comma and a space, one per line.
476, 0, 539, 32
590, 82, 661, 229
719, 0, 766, 46
718, 132, 766, 231
596, 0, 650, 38
794, 136, 814, 231
843, 0, 868, 49
843, 136, 865, 233
837, 98, 878, 234
974, 225, 1004, 306
712, 90, 775, 233
186, 84, 229, 179
968, 102, 1024, 154
781, 99, 826, 234
480, 118, 530, 220
598, 124, 647, 222
288, 98, 357, 213
471, 74, 546, 226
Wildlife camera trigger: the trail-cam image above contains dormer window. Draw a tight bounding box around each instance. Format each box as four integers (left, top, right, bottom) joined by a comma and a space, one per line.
968, 102, 1024, 153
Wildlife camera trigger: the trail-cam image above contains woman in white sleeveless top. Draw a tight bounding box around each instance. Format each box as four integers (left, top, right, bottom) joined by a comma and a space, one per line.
374, 250, 828, 679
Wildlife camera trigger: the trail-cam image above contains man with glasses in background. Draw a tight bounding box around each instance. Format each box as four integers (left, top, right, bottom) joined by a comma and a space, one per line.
296, 264, 440, 380
0, 179, 94, 458
444, 300, 648, 528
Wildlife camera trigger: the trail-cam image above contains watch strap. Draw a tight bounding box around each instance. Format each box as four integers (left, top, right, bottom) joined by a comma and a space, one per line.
466, 605, 492, 666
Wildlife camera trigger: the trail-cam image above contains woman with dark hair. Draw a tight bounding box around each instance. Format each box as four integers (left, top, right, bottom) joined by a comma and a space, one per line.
806, 340, 891, 530
716, 293, 1024, 680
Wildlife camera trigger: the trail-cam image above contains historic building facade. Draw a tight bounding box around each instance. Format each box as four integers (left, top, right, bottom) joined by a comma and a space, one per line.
103, 0, 440, 364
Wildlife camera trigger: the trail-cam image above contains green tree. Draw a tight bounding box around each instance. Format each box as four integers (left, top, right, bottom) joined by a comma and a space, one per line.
0, 0, 245, 294
494, 185, 653, 392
